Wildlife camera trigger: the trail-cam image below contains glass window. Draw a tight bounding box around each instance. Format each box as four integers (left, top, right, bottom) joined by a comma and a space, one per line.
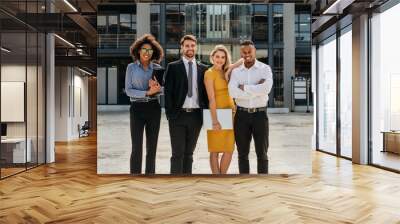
38, 33, 46, 165
166, 4, 181, 23
98, 15, 106, 26
165, 49, 180, 64
371, 3, 400, 171
150, 4, 160, 40
97, 58, 132, 106
120, 14, 130, 23
27, 29, 38, 170
317, 35, 337, 154
210, 15, 214, 31
253, 4, 268, 42
107, 15, 118, 34
108, 15, 118, 26
184, 4, 252, 40
97, 68, 106, 104
256, 49, 268, 65
119, 14, 132, 32
0, 3, 46, 179
216, 15, 221, 31
150, 4, 160, 22
166, 4, 185, 44
120, 13, 136, 34
97, 15, 107, 35
273, 5, 283, 43
166, 23, 184, 44
340, 27, 352, 158
1, 11, 28, 178
273, 48, 284, 107
97, 5, 137, 50
223, 14, 226, 31
295, 13, 311, 42
107, 67, 118, 104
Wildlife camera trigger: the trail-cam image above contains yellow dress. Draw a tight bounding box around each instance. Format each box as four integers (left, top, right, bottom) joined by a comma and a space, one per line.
205, 68, 235, 153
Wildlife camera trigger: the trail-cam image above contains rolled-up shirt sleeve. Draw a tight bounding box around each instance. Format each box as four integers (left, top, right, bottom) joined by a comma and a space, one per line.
243, 65, 273, 97
228, 69, 253, 99
125, 64, 147, 98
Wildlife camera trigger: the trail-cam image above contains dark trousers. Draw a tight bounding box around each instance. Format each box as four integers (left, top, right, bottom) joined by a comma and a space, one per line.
168, 111, 202, 174
234, 109, 269, 174
130, 101, 161, 174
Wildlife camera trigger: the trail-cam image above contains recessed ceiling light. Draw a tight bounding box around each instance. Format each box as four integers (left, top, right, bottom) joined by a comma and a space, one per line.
322, 0, 353, 15
1, 47, 11, 53
63, 0, 78, 12
54, 34, 75, 48
78, 67, 92, 76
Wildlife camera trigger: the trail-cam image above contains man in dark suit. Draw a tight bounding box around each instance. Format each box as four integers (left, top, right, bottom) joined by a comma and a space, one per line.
164, 35, 209, 174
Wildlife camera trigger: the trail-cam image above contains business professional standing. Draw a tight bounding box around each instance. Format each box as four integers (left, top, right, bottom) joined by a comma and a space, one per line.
228, 40, 273, 174
125, 34, 164, 174
164, 35, 209, 174
204, 45, 243, 174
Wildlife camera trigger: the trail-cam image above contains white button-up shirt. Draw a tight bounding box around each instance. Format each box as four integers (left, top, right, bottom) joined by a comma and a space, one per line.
182, 56, 200, 108
228, 59, 273, 108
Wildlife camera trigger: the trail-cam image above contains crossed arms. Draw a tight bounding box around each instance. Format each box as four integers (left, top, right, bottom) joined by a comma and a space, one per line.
228, 65, 273, 99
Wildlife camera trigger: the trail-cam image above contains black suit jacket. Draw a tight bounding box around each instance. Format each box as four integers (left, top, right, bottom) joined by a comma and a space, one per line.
164, 59, 209, 120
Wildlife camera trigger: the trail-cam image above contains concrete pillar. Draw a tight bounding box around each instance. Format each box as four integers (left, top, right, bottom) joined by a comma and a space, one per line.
136, 3, 151, 37
45, 0, 56, 163
312, 45, 317, 150
283, 3, 295, 111
46, 33, 55, 163
352, 14, 369, 164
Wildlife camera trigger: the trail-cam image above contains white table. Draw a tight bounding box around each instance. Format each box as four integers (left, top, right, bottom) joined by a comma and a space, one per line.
1, 138, 31, 163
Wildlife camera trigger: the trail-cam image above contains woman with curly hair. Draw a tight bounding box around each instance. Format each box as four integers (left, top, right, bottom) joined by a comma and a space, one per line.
125, 34, 164, 174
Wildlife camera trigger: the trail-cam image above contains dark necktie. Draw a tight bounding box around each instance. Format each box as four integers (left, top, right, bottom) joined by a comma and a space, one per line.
188, 61, 193, 97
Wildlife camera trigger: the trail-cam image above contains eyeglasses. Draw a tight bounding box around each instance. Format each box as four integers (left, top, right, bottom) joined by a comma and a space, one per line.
140, 48, 154, 54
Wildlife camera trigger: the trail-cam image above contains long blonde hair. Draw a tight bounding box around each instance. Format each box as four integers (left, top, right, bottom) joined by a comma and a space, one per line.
209, 45, 231, 73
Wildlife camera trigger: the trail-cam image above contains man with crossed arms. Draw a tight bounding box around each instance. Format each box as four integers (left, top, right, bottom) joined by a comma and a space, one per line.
228, 40, 273, 174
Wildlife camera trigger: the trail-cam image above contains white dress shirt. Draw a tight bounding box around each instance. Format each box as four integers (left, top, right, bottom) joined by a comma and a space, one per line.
182, 56, 200, 108
228, 59, 273, 108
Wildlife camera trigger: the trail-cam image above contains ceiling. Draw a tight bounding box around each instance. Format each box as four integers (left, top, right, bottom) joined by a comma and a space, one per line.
1, 0, 313, 74
0, 0, 99, 73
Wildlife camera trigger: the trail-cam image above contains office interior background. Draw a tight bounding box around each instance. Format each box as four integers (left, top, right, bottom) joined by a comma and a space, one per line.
0, 0, 97, 179
0, 0, 397, 181
0, 0, 399, 223
312, 0, 400, 172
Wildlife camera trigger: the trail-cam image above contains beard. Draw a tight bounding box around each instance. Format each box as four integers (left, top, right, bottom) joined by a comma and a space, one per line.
244, 57, 255, 65
184, 50, 195, 58
243, 56, 253, 62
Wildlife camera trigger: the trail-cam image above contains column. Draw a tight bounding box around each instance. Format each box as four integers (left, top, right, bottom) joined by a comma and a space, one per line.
46, 33, 55, 163
283, 3, 295, 111
352, 14, 369, 164
136, 3, 151, 37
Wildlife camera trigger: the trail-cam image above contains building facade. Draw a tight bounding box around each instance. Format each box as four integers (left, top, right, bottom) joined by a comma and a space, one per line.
97, 3, 311, 110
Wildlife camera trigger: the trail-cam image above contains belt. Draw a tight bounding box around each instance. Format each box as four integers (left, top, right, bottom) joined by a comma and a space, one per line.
237, 106, 266, 113
130, 97, 158, 103
182, 108, 201, 112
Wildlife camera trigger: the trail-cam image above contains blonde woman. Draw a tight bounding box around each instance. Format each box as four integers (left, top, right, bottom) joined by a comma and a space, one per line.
204, 45, 242, 174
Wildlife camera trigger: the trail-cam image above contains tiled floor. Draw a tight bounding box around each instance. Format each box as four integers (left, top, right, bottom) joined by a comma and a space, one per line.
98, 108, 313, 175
